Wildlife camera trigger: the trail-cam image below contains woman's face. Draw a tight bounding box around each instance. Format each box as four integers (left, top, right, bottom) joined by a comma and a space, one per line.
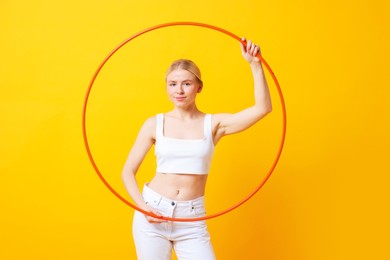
166, 69, 202, 108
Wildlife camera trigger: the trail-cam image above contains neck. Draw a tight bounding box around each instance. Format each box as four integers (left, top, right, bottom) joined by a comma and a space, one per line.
169, 105, 203, 120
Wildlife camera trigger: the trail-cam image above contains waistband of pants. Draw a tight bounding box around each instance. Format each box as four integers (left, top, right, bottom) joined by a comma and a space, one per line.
143, 183, 205, 208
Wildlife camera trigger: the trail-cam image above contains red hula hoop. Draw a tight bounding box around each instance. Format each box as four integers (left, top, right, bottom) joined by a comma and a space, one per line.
82, 21, 287, 222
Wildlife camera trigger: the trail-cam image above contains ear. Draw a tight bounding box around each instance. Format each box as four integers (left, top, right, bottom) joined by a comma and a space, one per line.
197, 85, 203, 93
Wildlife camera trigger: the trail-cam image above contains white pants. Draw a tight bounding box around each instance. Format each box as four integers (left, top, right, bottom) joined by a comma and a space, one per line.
132, 184, 216, 260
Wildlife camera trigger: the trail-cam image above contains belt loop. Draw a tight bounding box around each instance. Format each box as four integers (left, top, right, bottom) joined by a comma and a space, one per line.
155, 194, 162, 206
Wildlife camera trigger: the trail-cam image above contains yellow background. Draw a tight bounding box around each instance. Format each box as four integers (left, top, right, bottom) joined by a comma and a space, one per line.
1, 0, 389, 259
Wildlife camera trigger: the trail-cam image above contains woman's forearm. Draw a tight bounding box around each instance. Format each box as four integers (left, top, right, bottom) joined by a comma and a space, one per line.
250, 61, 272, 115
122, 170, 147, 210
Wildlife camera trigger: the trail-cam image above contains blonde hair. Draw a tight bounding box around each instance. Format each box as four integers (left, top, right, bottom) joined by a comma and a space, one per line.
165, 59, 203, 86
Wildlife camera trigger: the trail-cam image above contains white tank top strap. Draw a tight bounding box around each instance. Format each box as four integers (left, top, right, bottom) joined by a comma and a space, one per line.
155, 113, 164, 138
203, 114, 212, 139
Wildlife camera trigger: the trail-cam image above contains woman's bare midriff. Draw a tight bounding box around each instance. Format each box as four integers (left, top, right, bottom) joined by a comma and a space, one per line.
148, 172, 208, 201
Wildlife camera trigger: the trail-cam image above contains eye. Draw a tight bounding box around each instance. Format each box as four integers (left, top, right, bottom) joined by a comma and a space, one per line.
169, 82, 176, 87
184, 82, 192, 87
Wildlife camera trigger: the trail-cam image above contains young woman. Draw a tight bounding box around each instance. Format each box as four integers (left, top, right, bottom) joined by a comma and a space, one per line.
122, 39, 272, 260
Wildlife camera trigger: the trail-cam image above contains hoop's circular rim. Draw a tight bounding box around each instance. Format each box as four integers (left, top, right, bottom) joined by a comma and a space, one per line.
82, 21, 287, 222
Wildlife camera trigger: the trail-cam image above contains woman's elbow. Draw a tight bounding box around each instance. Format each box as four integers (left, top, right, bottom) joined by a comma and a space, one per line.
264, 104, 272, 115
121, 168, 134, 181
254, 104, 272, 120
121, 170, 128, 181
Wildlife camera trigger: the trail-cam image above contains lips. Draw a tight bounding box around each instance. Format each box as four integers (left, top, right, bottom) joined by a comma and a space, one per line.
175, 97, 186, 101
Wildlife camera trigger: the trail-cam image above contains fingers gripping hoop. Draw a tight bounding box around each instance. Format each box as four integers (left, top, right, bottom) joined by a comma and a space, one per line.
82, 21, 287, 222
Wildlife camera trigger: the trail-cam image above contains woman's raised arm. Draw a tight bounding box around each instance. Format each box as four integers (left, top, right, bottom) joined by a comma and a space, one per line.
213, 39, 272, 142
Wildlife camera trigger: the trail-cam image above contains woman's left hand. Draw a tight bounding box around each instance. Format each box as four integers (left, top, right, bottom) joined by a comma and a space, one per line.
240, 38, 261, 64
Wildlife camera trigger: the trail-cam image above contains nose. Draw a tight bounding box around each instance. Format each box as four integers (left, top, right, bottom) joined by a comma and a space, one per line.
176, 85, 184, 94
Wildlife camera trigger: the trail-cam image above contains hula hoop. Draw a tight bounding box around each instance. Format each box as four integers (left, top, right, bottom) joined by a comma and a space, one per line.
82, 21, 287, 222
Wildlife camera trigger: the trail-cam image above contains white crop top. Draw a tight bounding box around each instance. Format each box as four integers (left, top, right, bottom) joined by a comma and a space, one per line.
155, 113, 215, 174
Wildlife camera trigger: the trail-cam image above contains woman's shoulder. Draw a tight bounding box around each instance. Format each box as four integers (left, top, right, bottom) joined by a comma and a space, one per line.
136, 115, 159, 141
210, 113, 231, 123
140, 115, 158, 131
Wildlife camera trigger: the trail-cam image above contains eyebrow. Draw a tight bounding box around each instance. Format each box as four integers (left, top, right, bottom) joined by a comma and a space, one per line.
167, 79, 193, 83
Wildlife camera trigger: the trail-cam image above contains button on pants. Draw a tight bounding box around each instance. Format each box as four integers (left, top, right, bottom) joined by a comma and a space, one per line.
132, 184, 216, 260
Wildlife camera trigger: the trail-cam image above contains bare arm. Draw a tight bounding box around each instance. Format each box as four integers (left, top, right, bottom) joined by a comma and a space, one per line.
214, 39, 272, 142
121, 117, 165, 222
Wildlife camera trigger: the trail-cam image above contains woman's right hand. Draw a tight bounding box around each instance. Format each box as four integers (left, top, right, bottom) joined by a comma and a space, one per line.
142, 203, 166, 223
